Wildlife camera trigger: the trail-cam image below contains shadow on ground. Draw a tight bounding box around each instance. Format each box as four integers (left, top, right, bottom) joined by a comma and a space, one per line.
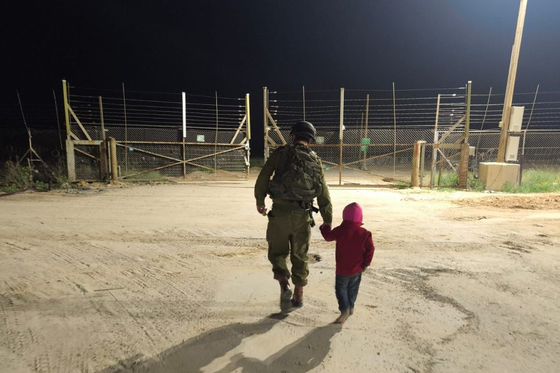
97, 313, 342, 373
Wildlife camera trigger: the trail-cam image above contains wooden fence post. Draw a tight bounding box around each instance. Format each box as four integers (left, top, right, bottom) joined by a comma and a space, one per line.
458, 143, 470, 189
411, 141, 426, 187
109, 137, 118, 182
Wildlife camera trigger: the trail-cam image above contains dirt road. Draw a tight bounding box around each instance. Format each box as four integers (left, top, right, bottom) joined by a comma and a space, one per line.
1, 181, 559, 372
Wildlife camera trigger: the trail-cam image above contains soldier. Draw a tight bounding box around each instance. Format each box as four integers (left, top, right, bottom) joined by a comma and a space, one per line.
255, 121, 333, 307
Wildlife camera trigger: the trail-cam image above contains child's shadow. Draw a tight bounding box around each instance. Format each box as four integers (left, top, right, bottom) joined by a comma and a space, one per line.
213, 322, 343, 373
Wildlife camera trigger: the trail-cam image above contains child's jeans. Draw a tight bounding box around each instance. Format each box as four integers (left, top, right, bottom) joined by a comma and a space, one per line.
335, 272, 362, 312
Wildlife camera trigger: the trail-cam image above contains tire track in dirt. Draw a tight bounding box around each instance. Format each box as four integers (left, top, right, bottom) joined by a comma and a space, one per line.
364, 267, 478, 373
1, 281, 47, 372
32, 240, 174, 369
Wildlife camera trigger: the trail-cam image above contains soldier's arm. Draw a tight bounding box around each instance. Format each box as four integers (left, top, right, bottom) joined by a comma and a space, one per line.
254, 149, 280, 206
316, 159, 333, 224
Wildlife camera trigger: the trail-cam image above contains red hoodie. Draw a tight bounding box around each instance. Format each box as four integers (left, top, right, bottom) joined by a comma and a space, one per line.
320, 203, 375, 276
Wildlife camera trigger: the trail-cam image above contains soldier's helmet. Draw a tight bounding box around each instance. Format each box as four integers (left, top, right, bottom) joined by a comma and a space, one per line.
290, 121, 316, 141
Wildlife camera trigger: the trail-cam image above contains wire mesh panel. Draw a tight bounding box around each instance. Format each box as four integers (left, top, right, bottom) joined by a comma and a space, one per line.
64, 83, 250, 181
265, 86, 469, 185
74, 144, 102, 180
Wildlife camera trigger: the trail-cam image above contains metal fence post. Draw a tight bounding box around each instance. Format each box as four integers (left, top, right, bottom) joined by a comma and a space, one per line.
339, 88, 345, 186
182, 92, 187, 179
246, 93, 251, 176
362, 94, 369, 170
263, 87, 269, 160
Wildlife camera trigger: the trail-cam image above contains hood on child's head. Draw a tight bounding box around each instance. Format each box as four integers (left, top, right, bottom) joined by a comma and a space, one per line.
342, 202, 363, 224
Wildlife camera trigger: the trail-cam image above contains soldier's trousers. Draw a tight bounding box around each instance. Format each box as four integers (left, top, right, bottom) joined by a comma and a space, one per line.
266, 207, 311, 287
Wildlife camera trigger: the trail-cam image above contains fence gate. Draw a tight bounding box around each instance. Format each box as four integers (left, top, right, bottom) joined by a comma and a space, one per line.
62, 81, 250, 181
263, 86, 470, 186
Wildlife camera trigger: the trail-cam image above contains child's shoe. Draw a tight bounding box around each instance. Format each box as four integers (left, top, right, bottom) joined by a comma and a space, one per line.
334, 310, 350, 324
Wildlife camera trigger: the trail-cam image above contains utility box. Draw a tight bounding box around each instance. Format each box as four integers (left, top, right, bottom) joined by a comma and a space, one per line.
506, 136, 520, 162
509, 106, 524, 132
479, 162, 520, 191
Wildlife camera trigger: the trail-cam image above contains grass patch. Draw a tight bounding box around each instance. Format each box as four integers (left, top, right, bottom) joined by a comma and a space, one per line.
430, 168, 560, 193
433, 171, 458, 188
502, 169, 560, 193
431, 171, 485, 192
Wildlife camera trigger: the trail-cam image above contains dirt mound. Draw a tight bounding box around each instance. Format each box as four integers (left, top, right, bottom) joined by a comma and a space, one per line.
453, 193, 560, 210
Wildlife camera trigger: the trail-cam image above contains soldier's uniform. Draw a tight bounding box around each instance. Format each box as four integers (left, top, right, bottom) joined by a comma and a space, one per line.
254, 144, 333, 287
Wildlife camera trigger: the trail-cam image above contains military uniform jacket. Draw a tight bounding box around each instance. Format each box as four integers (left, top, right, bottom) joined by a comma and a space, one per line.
254, 145, 333, 224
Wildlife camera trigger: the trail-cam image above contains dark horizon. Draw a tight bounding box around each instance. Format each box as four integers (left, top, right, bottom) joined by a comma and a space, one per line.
3, 1, 560, 94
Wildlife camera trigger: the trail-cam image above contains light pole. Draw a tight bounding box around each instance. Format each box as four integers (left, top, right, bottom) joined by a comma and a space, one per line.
497, 0, 528, 162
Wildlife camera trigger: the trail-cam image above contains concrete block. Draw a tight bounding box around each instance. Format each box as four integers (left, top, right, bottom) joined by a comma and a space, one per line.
479, 162, 520, 191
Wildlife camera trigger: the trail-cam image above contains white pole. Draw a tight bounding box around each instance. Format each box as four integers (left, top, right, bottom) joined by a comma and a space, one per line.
302, 86, 306, 120
431, 93, 441, 188
339, 88, 345, 140
182, 92, 186, 138
339, 88, 345, 186
392, 82, 397, 177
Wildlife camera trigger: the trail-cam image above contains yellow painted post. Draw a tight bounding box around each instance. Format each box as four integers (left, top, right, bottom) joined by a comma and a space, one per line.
62, 80, 75, 180
65, 139, 76, 181
62, 80, 71, 139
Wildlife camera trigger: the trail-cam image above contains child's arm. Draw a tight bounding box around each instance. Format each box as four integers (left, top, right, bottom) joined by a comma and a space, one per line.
319, 223, 337, 242
362, 232, 375, 269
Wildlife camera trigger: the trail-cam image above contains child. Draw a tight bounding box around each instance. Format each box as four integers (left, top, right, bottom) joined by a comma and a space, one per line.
320, 202, 375, 324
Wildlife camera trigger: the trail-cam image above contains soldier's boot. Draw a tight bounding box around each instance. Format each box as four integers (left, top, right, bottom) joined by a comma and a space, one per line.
290, 285, 304, 308
278, 277, 292, 302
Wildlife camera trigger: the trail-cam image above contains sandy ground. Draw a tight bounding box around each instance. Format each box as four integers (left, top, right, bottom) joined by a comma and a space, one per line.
1, 179, 559, 373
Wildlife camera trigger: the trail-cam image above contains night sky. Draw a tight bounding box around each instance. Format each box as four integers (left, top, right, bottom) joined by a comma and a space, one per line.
2, 0, 560, 133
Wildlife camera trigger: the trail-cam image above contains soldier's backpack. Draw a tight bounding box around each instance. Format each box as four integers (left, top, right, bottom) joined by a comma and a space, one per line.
268, 144, 323, 203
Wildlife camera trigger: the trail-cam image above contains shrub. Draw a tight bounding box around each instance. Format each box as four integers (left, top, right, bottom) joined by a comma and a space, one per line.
0, 161, 34, 190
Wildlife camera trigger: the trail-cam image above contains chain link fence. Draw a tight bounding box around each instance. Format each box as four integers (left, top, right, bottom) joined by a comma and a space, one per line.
2, 85, 559, 187
65, 84, 250, 181
264, 86, 560, 187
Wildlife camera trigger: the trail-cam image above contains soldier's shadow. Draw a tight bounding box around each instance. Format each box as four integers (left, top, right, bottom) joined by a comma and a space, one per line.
214, 322, 342, 373
97, 312, 341, 373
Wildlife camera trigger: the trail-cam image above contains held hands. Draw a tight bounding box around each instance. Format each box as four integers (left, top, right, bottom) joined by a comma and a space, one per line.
319, 223, 332, 230
256, 205, 267, 216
